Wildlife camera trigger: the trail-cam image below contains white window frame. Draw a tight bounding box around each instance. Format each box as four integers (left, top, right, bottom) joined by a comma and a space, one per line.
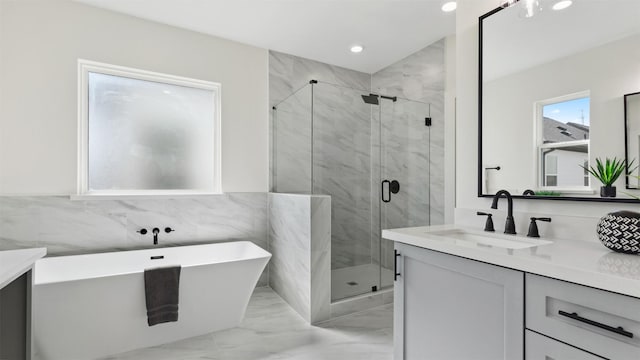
543, 153, 558, 186
76, 59, 222, 197
535, 90, 592, 194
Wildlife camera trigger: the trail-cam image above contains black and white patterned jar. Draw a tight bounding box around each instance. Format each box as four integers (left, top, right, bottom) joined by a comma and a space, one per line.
597, 211, 640, 254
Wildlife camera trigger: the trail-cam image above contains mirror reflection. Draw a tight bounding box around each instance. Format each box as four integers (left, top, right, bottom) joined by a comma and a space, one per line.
480, 0, 640, 201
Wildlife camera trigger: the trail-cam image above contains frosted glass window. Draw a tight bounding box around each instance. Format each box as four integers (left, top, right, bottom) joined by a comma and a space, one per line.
78, 60, 221, 195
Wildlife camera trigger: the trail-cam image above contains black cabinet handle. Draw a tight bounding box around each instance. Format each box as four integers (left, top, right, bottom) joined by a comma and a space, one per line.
558, 310, 634, 338
382, 180, 391, 203
394, 250, 401, 281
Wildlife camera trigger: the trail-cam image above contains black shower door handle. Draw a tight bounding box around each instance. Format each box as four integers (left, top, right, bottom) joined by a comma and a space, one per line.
382, 180, 391, 202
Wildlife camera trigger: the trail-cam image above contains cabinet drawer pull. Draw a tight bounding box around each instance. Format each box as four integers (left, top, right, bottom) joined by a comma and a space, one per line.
558, 310, 634, 338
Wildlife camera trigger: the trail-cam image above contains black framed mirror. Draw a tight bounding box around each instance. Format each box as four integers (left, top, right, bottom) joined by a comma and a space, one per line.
479, 0, 640, 203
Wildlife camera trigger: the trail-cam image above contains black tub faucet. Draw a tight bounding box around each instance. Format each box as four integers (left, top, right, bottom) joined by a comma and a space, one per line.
138, 226, 175, 245
491, 190, 516, 234
152, 227, 160, 245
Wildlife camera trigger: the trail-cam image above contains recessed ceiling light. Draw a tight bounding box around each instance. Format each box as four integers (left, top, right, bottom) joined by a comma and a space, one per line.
441, 2, 457, 12
350, 45, 364, 53
552, 0, 572, 10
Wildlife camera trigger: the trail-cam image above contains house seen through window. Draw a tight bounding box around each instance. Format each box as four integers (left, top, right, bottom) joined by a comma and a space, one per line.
539, 94, 590, 189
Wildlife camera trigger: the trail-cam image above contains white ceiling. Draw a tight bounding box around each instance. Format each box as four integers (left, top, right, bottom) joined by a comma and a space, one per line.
74, 0, 456, 74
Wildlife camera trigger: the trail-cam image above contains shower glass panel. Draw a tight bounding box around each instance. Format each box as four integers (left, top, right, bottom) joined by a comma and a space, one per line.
313, 82, 376, 301
378, 98, 431, 290
272, 84, 312, 193
272, 81, 432, 302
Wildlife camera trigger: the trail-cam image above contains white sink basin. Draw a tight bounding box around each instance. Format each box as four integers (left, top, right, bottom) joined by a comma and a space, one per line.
428, 229, 552, 250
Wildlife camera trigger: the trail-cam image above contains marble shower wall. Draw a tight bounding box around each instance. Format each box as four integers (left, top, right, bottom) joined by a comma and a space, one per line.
372, 38, 446, 270
269, 51, 374, 270
268, 193, 331, 323
269, 50, 370, 106
272, 84, 312, 193
312, 83, 374, 270
0, 193, 269, 286
269, 40, 446, 272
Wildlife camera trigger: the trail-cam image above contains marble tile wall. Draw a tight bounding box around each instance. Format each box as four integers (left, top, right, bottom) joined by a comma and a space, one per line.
372, 38, 446, 270
272, 85, 313, 193
269, 39, 446, 280
267, 193, 331, 323
0, 193, 270, 286
269, 51, 374, 271
269, 50, 371, 106
312, 83, 374, 270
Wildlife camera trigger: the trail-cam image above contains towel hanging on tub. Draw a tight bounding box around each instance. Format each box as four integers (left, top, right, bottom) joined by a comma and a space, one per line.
144, 266, 181, 326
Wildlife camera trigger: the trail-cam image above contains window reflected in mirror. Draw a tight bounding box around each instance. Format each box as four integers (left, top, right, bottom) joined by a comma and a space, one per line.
538, 94, 590, 190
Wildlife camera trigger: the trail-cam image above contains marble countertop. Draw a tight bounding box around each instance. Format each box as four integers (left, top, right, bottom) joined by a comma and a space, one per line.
383, 225, 640, 299
0, 248, 47, 289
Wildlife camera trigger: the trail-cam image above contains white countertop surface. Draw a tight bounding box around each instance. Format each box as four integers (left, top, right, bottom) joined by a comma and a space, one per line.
0, 248, 47, 289
383, 225, 640, 299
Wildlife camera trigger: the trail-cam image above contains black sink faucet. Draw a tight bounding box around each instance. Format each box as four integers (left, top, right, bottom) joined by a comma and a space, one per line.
491, 190, 516, 234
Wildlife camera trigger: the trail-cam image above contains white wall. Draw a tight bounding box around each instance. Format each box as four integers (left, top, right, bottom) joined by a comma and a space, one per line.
0, 0, 269, 195
455, 0, 640, 220
483, 34, 640, 194
444, 34, 456, 224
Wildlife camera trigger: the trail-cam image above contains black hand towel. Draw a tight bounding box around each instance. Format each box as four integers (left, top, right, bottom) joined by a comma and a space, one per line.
144, 266, 181, 326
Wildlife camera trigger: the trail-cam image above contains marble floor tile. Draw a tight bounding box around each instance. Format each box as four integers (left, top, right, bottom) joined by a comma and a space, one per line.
102, 287, 393, 360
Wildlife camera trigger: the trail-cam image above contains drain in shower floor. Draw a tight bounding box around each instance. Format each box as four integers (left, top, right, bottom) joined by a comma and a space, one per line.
347, 281, 358, 286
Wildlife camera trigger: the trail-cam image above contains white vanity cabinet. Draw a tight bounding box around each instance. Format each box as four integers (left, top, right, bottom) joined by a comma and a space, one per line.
393, 242, 524, 360
393, 241, 640, 360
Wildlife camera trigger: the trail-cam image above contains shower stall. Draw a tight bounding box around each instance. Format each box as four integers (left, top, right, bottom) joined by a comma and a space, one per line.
272, 80, 432, 302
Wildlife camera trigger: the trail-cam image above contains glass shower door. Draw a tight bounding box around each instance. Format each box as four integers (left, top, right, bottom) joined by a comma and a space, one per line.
378, 97, 431, 289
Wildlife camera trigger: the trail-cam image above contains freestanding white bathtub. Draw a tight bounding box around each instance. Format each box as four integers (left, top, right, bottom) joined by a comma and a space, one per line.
32, 241, 271, 360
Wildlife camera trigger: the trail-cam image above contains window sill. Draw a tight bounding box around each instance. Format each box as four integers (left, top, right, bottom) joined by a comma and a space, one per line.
70, 192, 224, 201
538, 188, 595, 195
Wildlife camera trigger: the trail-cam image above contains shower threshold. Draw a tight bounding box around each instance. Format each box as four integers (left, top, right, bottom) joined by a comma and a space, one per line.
330, 286, 393, 319
329, 264, 394, 318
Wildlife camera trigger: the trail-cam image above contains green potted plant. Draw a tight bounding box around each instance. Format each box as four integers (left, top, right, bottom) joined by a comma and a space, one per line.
580, 157, 636, 197
534, 190, 561, 196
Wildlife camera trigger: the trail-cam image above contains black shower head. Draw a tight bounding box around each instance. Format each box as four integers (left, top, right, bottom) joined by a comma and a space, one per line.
361, 94, 379, 105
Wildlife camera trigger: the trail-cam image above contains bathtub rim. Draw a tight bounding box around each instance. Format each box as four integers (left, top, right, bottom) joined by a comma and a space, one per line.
33, 240, 271, 286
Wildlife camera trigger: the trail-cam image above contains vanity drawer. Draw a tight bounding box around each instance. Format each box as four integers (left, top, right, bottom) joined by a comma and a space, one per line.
525, 330, 603, 360
526, 274, 640, 359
